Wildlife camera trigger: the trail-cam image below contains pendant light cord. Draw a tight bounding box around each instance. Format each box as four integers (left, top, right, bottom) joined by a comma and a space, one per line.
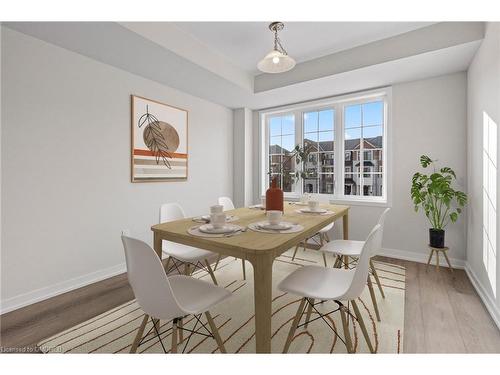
273, 26, 288, 56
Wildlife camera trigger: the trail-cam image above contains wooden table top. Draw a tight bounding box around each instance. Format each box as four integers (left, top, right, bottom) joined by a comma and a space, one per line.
151, 203, 349, 259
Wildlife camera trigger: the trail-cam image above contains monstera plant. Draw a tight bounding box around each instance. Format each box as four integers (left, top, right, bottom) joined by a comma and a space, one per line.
411, 155, 467, 248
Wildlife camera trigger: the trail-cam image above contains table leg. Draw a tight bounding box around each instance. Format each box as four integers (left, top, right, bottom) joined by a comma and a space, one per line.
153, 231, 162, 258
251, 254, 274, 353
343, 211, 349, 240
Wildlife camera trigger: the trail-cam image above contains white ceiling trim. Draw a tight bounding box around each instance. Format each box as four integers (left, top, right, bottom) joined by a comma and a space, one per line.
119, 22, 254, 91
3, 22, 484, 110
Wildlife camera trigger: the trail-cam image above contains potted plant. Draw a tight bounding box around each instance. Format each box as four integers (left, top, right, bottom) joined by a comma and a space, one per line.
266, 144, 312, 212
411, 155, 467, 248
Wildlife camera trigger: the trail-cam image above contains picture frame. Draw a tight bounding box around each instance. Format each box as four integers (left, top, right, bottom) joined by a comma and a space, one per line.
131, 95, 189, 182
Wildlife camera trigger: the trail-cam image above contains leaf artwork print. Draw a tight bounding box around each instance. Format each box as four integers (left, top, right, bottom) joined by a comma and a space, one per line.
138, 105, 173, 168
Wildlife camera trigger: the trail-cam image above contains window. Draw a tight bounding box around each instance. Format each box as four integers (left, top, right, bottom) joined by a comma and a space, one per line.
483, 111, 497, 296
268, 114, 295, 192
262, 89, 388, 203
303, 109, 335, 194
344, 101, 384, 197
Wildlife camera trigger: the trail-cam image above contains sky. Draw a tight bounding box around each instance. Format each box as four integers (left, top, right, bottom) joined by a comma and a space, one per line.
270, 100, 383, 152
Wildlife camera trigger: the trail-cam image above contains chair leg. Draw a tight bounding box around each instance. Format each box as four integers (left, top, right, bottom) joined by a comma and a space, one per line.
171, 319, 178, 353
304, 298, 314, 328
370, 259, 385, 299
205, 311, 226, 353
339, 305, 353, 353
178, 318, 183, 343
322, 253, 328, 267
333, 255, 342, 268
130, 314, 149, 353
283, 298, 306, 353
291, 243, 300, 261
351, 300, 375, 353
214, 255, 222, 271
343, 255, 349, 269
164, 257, 172, 274
184, 262, 191, 276
204, 260, 218, 285
367, 275, 381, 322
242, 260, 246, 280
324, 232, 330, 242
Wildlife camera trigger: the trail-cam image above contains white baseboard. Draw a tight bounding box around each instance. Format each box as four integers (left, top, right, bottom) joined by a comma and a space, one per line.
464, 263, 500, 330
378, 247, 466, 269
0, 262, 126, 315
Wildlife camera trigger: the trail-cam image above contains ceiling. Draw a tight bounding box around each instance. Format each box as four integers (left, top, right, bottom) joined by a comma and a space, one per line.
173, 22, 435, 74
5, 22, 484, 109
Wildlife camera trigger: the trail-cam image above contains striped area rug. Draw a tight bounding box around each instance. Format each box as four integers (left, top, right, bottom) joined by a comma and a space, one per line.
38, 248, 405, 353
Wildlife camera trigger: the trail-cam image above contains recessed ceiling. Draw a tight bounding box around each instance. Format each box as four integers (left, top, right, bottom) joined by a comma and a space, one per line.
173, 22, 435, 74
5, 22, 483, 109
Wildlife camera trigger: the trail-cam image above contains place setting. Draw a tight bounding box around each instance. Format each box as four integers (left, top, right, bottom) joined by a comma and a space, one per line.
295, 197, 335, 216
188, 205, 244, 238
192, 204, 239, 223
248, 210, 304, 234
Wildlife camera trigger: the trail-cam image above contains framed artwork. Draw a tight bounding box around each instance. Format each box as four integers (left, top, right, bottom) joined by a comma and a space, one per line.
131, 95, 188, 182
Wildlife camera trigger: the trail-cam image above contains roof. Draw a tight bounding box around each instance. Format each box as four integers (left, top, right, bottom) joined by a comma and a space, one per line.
270, 135, 382, 155
345, 136, 382, 150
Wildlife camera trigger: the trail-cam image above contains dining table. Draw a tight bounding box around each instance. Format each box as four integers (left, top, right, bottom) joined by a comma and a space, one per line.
147, 202, 350, 353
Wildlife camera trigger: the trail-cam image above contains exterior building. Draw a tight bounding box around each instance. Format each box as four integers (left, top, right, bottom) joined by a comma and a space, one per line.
269, 135, 382, 196
344, 136, 383, 196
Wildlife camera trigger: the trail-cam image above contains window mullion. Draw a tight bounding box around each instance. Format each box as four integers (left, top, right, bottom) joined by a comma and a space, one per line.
296, 110, 302, 196
334, 104, 343, 198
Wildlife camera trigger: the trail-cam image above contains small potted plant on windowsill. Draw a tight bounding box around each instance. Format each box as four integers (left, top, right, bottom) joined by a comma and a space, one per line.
411, 155, 467, 248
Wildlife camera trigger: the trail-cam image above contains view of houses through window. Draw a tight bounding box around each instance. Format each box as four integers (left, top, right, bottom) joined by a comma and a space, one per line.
266, 93, 386, 201
344, 101, 384, 197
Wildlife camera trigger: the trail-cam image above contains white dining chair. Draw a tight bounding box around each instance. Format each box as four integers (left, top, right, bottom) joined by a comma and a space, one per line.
320, 207, 390, 322
291, 222, 334, 267
121, 235, 231, 353
218, 196, 235, 211
278, 224, 381, 354
160, 203, 219, 285
216, 196, 247, 280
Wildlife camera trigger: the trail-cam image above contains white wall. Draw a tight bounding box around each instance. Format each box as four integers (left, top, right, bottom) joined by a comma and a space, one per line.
233, 108, 253, 207
1, 28, 234, 312
466, 22, 500, 326
253, 72, 468, 265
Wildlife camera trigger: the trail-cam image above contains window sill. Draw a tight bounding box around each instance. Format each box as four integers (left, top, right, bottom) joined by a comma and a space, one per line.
260, 193, 389, 208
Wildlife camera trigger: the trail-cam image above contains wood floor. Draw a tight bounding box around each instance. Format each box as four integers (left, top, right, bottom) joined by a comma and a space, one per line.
1, 257, 500, 353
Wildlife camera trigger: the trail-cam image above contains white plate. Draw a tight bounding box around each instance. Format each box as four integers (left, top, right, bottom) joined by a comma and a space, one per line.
201, 215, 234, 222
299, 208, 327, 214
257, 221, 294, 231
198, 224, 240, 234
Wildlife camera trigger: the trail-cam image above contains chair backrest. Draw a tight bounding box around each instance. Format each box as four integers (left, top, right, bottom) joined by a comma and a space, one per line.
341, 224, 382, 300
160, 202, 186, 223
372, 207, 390, 256
218, 196, 235, 211
121, 235, 184, 320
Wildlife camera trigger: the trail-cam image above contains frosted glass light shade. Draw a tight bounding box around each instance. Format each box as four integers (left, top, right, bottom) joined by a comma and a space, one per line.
257, 50, 296, 74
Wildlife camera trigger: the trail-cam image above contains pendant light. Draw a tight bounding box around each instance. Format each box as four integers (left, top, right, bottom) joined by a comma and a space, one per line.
257, 22, 296, 74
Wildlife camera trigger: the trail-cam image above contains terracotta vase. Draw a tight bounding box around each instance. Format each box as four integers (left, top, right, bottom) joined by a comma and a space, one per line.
266, 177, 284, 212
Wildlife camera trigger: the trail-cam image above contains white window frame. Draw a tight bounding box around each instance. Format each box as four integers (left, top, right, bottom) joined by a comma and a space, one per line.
259, 87, 392, 207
